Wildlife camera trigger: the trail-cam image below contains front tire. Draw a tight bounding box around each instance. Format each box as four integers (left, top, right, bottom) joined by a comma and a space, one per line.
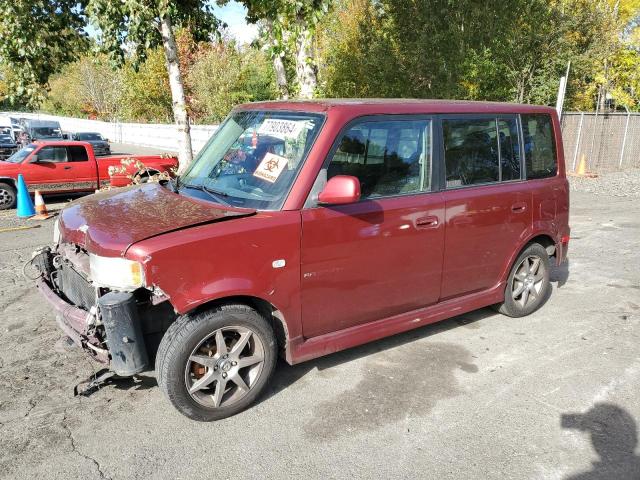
0, 182, 16, 210
155, 304, 277, 421
496, 243, 551, 318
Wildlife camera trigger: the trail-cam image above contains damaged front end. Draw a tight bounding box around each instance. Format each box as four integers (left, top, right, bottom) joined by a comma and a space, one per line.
33, 242, 175, 377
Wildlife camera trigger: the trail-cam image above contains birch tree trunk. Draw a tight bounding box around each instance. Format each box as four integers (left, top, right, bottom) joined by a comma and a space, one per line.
295, 24, 317, 99
159, 12, 193, 173
273, 54, 289, 99
263, 20, 289, 99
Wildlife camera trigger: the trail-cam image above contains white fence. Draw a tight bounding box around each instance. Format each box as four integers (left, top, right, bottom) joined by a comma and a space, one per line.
1, 111, 218, 154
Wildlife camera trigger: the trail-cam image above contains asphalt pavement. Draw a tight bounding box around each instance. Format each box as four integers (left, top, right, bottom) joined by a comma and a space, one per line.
0, 183, 639, 479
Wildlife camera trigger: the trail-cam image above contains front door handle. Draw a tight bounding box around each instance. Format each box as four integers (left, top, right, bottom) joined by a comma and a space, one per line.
63, 166, 72, 170
415, 216, 439, 229
511, 202, 527, 213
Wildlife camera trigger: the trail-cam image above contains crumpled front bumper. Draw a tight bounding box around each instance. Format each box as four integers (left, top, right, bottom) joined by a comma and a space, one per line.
36, 278, 109, 364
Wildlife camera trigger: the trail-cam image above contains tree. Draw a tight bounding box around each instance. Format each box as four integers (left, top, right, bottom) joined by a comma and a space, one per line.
189, 40, 277, 122
0, 0, 88, 108
317, 0, 640, 110
46, 54, 124, 119
121, 48, 174, 122
234, 0, 331, 98
86, 0, 220, 170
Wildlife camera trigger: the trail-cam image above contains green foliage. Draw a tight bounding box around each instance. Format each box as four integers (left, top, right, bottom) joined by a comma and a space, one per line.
318, 0, 640, 111
234, 0, 332, 96
0, 0, 89, 108
120, 48, 174, 123
86, 0, 220, 68
188, 42, 278, 122
45, 55, 123, 119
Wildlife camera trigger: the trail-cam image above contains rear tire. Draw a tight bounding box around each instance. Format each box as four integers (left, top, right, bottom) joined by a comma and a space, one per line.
155, 303, 277, 421
496, 243, 551, 318
0, 182, 16, 210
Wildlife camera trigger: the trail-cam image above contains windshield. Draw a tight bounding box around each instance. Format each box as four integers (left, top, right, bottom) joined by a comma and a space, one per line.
76, 133, 103, 141
32, 127, 62, 139
5, 144, 36, 163
180, 110, 324, 210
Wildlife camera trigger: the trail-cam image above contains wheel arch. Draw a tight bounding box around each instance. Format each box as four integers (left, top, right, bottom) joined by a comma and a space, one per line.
183, 295, 291, 362
0, 176, 17, 189
499, 231, 557, 287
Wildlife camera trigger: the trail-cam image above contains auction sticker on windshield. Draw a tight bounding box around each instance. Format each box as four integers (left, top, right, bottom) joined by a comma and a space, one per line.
253, 152, 288, 183
257, 119, 304, 139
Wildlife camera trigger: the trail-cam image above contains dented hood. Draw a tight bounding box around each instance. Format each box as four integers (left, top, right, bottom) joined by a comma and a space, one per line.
58, 183, 255, 256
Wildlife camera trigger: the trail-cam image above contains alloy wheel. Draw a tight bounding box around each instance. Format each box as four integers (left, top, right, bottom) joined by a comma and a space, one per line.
0, 188, 14, 207
184, 326, 265, 409
511, 255, 546, 308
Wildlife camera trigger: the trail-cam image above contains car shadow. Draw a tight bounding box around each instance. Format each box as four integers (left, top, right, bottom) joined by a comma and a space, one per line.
258, 307, 496, 406
562, 403, 640, 479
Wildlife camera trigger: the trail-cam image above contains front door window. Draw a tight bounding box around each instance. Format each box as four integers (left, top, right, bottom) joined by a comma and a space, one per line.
328, 119, 432, 198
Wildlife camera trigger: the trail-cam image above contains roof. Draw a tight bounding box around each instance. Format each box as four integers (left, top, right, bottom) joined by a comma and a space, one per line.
235, 98, 556, 116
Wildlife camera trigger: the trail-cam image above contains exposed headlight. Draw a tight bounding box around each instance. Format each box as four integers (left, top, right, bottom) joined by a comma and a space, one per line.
53, 219, 61, 244
89, 254, 146, 291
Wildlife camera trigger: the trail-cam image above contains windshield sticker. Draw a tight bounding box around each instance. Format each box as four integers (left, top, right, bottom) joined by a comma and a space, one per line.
257, 119, 305, 139
253, 152, 288, 183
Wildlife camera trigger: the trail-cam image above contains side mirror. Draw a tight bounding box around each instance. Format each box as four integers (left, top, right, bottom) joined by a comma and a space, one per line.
318, 175, 361, 206
30, 154, 39, 163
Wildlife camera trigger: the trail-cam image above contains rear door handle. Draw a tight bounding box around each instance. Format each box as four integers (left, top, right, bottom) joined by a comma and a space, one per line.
415, 216, 439, 229
511, 202, 527, 213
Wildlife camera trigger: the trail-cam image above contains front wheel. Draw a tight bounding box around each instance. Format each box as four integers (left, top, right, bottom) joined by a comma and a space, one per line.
155, 304, 277, 421
0, 182, 17, 210
496, 243, 551, 318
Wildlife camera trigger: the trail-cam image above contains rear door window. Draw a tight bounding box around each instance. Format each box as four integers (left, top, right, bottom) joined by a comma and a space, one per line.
328, 118, 432, 198
443, 118, 499, 187
522, 114, 557, 179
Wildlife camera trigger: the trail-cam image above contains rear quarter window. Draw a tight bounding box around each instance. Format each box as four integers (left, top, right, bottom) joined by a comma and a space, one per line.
67, 146, 89, 162
522, 114, 557, 179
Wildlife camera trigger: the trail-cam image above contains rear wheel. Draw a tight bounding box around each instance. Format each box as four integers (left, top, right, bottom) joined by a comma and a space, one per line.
0, 182, 16, 210
496, 243, 551, 317
155, 304, 277, 421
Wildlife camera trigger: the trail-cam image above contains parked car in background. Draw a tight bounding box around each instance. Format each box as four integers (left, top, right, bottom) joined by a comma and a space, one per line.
72, 132, 111, 156
33, 100, 569, 421
20, 119, 63, 141
0, 134, 18, 160
0, 140, 177, 209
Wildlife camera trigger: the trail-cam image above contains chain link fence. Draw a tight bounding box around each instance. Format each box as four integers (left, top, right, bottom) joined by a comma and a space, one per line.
561, 112, 640, 174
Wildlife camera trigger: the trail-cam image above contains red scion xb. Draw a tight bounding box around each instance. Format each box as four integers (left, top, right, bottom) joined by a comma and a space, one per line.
33, 100, 570, 420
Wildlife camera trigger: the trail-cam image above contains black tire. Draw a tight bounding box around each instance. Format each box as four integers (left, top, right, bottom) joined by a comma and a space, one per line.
495, 243, 551, 318
0, 182, 17, 210
155, 303, 277, 421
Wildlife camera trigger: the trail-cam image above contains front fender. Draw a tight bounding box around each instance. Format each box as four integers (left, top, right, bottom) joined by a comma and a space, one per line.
127, 210, 304, 343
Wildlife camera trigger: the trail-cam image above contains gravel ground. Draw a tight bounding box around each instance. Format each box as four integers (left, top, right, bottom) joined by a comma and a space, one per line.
569, 168, 640, 197
1, 176, 639, 479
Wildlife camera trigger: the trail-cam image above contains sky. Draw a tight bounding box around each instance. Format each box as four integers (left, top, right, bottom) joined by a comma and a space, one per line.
212, 1, 258, 44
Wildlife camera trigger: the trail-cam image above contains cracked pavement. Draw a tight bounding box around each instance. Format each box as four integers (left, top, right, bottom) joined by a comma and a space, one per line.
1, 189, 639, 479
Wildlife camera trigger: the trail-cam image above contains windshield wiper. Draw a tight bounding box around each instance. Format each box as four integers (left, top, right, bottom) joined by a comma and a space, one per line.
181, 183, 231, 206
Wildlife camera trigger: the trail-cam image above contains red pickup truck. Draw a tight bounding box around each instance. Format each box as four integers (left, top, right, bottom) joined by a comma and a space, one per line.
0, 141, 178, 209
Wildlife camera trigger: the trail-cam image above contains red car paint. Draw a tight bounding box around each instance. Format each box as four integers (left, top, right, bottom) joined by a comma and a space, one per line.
0, 140, 177, 194
54, 100, 569, 365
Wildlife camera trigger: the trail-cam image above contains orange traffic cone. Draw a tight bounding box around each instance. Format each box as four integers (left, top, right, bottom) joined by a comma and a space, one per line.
576, 154, 587, 175
571, 153, 598, 178
31, 190, 52, 220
